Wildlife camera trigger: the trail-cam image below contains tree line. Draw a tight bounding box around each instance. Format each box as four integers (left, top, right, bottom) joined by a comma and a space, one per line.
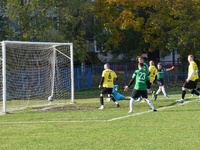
1, 0, 200, 63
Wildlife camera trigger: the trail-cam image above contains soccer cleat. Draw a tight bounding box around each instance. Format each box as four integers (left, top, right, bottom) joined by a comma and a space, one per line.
153, 109, 157, 112
176, 99, 184, 103
98, 105, 104, 109
116, 103, 120, 108
164, 95, 169, 98
154, 94, 157, 101
128, 110, 132, 113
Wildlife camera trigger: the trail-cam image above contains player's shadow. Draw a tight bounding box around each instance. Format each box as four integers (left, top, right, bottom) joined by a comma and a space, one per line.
158, 98, 198, 109
157, 101, 177, 108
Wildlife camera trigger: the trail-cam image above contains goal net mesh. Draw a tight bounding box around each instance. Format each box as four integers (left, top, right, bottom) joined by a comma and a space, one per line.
0, 41, 73, 113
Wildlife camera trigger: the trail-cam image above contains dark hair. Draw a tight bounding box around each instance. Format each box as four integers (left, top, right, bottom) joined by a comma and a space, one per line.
188, 54, 194, 60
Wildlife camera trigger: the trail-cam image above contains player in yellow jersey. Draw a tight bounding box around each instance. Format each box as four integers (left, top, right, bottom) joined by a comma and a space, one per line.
176, 55, 200, 103
148, 60, 158, 94
98, 63, 119, 109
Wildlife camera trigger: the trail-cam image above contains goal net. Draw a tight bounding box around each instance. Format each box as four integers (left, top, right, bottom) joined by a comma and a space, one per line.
0, 41, 74, 113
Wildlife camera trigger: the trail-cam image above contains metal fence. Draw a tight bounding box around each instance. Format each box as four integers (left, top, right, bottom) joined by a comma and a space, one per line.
74, 64, 188, 91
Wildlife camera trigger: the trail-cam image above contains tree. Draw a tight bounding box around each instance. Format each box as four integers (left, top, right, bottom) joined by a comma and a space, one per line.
55, 0, 93, 63
92, 0, 200, 60
0, 0, 7, 41
5, 0, 92, 63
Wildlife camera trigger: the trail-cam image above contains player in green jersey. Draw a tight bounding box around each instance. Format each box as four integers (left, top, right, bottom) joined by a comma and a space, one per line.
154, 63, 174, 100
124, 63, 157, 113
138, 56, 149, 73
137, 56, 152, 101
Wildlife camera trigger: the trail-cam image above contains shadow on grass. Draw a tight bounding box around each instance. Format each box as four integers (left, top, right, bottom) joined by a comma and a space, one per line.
157, 98, 199, 110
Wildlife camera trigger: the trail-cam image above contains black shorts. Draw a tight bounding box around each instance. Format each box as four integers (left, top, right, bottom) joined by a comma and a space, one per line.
101, 87, 113, 95
146, 80, 151, 89
132, 90, 148, 99
183, 79, 198, 89
157, 79, 164, 86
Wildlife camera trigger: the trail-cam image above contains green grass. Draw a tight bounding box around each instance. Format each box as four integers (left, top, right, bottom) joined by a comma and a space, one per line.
0, 87, 200, 150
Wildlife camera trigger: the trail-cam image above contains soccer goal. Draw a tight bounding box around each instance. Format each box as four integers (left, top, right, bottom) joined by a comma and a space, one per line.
0, 41, 74, 113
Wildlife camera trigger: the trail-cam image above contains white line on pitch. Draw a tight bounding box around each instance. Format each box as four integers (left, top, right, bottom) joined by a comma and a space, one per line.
107, 99, 198, 122
0, 99, 199, 124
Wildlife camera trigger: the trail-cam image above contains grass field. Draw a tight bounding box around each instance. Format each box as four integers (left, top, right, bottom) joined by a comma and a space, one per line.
0, 87, 200, 150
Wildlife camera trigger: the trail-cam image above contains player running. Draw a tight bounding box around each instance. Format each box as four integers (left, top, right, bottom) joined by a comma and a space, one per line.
148, 60, 158, 94
124, 63, 157, 113
98, 63, 119, 109
176, 55, 200, 103
154, 63, 174, 100
137, 56, 151, 101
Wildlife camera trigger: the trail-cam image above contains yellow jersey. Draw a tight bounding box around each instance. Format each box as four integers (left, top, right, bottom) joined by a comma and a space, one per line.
188, 61, 199, 81
102, 69, 117, 88
149, 66, 158, 83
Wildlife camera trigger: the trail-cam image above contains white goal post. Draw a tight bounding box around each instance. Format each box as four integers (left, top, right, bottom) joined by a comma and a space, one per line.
0, 41, 74, 113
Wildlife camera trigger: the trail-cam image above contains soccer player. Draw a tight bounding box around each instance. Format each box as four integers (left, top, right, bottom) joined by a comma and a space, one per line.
176, 55, 200, 103
98, 63, 119, 109
137, 56, 150, 101
111, 85, 131, 101
154, 63, 174, 100
124, 63, 157, 113
138, 56, 149, 73
148, 60, 158, 94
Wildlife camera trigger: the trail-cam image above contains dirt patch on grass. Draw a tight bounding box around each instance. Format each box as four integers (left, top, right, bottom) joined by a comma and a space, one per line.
35, 105, 96, 112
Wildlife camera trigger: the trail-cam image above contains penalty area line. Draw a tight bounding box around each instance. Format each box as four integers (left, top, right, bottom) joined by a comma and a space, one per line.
107, 98, 199, 122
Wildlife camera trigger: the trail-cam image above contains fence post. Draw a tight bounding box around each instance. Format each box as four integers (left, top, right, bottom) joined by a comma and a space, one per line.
76, 68, 81, 91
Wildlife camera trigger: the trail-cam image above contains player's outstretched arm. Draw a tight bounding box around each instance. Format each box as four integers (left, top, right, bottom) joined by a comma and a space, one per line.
124, 78, 135, 91
166, 66, 174, 71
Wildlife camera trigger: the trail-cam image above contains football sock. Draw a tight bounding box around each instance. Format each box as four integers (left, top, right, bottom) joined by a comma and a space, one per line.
110, 96, 115, 102
156, 89, 161, 95
100, 96, 104, 105
191, 89, 200, 96
129, 98, 134, 111
145, 98, 155, 110
181, 90, 186, 99
161, 87, 167, 96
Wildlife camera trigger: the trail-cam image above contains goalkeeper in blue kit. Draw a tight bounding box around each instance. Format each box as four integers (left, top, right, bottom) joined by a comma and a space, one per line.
110, 85, 131, 101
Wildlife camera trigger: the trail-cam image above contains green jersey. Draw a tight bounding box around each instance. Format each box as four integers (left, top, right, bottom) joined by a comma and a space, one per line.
157, 68, 166, 80
143, 62, 149, 73
132, 69, 148, 90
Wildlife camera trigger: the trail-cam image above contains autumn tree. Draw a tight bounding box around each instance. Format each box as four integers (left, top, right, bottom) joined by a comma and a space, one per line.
4, 0, 92, 63
92, 0, 200, 60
